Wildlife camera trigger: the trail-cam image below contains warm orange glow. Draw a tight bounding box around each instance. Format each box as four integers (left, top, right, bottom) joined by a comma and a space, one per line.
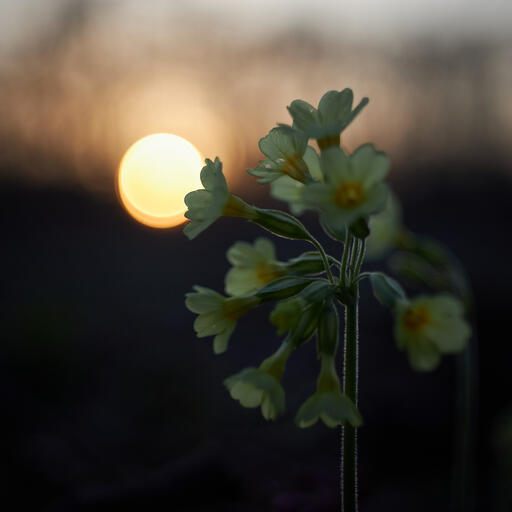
117, 133, 203, 228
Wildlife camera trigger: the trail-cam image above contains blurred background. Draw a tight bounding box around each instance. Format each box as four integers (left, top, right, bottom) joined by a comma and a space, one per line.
2, 1, 511, 510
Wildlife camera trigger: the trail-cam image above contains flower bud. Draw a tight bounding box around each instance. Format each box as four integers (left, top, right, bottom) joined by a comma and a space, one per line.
370, 272, 407, 310
349, 217, 370, 239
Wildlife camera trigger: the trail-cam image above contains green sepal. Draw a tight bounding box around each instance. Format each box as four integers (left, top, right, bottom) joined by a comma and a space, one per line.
317, 300, 339, 356
286, 251, 337, 275
370, 272, 407, 310
256, 276, 315, 302
299, 280, 337, 303
252, 208, 310, 240
349, 217, 370, 239
288, 301, 324, 348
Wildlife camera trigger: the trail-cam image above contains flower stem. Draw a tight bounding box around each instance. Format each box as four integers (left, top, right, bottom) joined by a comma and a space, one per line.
353, 240, 366, 280
309, 235, 335, 283
340, 231, 352, 287
347, 239, 358, 281
341, 284, 359, 512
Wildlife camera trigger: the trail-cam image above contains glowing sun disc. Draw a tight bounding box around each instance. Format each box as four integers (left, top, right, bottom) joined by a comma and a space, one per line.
117, 133, 203, 228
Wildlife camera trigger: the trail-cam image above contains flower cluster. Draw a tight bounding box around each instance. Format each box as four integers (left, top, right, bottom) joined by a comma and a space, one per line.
183, 88, 472, 429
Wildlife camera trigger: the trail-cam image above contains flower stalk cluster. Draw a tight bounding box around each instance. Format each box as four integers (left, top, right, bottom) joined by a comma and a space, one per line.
182, 89, 472, 512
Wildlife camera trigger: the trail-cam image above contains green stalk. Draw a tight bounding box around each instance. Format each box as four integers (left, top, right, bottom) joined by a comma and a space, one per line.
353, 240, 366, 280
341, 283, 359, 512
347, 239, 360, 284
340, 231, 352, 286
308, 235, 335, 283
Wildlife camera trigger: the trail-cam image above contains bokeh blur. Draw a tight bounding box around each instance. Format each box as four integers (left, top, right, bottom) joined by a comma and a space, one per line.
2, 1, 512, 510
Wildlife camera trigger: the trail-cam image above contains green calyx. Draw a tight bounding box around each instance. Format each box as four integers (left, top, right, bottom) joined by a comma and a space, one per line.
317, 300, 339, 356
251, 208, 310, 240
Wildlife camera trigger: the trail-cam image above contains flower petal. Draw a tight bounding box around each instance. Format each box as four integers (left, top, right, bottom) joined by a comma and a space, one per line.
183, 218, 216, 240
225, 267, 262, 296
303, 146, 322, 181
287, 99, 318, 133
350, 144, 390, 187
193, 311, 229, 336
407, 338, 441, 372
259, 126, 307, 161
255, 237, 276, 260
213, 324, 235, 354
295, 394, 322, 428
200, 157, 227, 192
320, 146, 350, 185
185, 286, 224, 314
318, 89, 353, 125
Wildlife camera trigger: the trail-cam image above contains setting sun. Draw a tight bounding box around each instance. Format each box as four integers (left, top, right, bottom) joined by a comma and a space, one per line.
117, 133, 203, 228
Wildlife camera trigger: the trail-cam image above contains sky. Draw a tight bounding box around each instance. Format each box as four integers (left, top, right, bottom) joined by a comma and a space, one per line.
1, 0, 511, 193
1, 0, 511, 57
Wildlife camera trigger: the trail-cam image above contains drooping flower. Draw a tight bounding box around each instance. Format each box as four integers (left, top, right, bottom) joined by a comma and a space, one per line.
269, 297, 304, 335
185, 286, 259, 354
394, 294, 471, 371
270, 146, 322, 215
184, 157, 255, 240
302, 145, 389, 233
296, 355, 362, 428
224, 341, 293, 420
247, 126, 310, 183
366, 191, 402, 260
287, 89, 369, 150
225, 238, 286, 296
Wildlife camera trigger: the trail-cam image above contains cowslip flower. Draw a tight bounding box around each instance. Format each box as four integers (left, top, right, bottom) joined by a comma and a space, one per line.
394, 294, 471, 371
225, 238, 286, 296
270, 146, 322, 215
366, 191, 402, 260
184, 157, 255, 240
302, 145, 389, 233
247, 126, 310, 183
287, 89, 369, 150
296, 354, 362, 428
185, 286, 259, 354
269, 297, 304, 335
224, 341, 293, 420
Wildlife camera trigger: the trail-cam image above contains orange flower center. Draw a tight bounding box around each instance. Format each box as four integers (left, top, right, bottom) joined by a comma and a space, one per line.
403, 306, 431, 333
334, 182, 365, 209
256, 262, 284, 285
222, 298, 256, 321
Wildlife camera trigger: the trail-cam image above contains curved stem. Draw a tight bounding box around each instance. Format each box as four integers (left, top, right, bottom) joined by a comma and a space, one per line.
353, 271, 371, 284
341, 285, 359, 512
308, 235, 335, 283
